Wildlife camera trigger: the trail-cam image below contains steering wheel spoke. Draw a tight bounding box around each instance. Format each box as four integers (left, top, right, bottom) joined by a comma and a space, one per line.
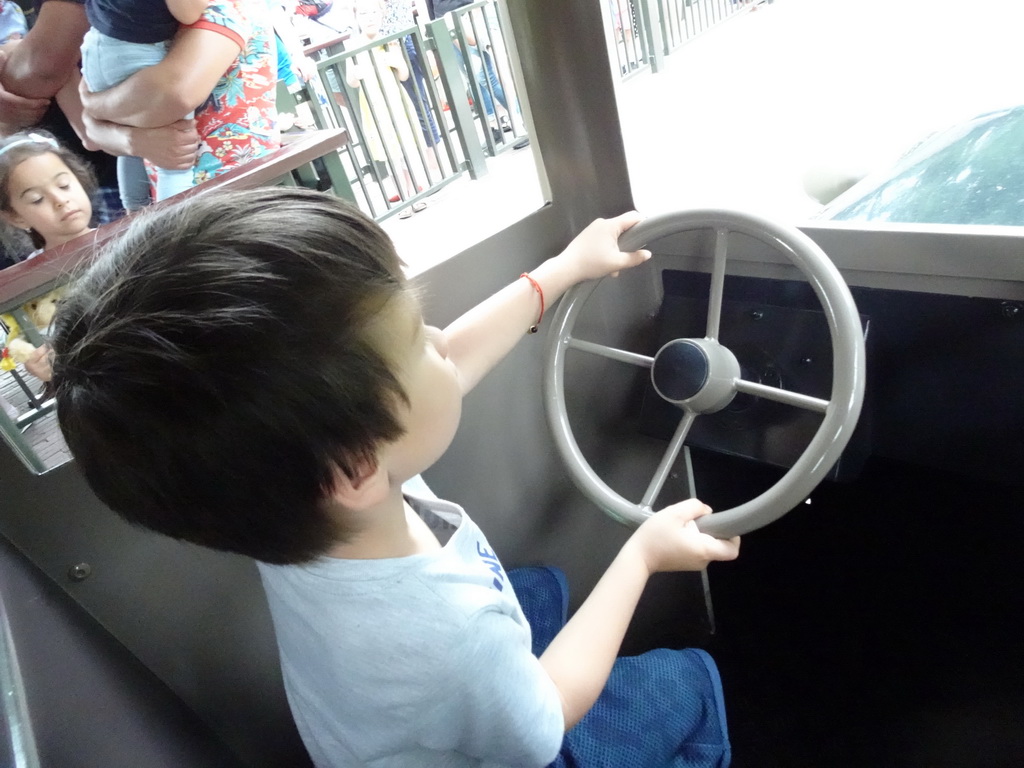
733, 378, 829, 414
565, 337, 654, 369
706, 227, 729, 341
640, 410, 697, 508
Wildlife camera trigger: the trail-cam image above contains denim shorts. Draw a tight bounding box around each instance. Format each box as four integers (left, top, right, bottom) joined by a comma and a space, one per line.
81, 28, 171, 92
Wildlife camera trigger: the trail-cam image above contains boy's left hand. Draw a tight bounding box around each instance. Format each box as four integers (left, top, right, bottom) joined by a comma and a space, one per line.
558, 211, 652, 284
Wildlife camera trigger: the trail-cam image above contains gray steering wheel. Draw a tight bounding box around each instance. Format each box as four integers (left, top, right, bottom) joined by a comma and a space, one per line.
543, 209, 866, 538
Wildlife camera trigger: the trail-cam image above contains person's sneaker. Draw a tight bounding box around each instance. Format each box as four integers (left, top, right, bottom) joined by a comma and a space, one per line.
513, 137, 530, 150
490, 126, 504, 145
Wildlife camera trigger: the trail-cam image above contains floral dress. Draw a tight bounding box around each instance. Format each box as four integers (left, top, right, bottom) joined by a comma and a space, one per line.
191, 0, 281, 183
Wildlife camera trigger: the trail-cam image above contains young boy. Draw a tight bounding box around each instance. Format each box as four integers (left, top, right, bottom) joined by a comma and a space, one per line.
51, 187, 740, 767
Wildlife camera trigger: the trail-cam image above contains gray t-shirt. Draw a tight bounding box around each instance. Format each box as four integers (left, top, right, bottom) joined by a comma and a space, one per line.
257, 493, 564, 767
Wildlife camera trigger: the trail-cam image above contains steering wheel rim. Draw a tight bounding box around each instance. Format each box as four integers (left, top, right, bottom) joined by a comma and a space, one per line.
543, 209, 866, 538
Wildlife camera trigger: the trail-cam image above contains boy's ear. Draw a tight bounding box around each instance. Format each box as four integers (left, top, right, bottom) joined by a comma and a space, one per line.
327, 457, 389, 510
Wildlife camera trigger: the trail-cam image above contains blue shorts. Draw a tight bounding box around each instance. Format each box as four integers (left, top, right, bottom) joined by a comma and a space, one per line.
509, 567, 732, 768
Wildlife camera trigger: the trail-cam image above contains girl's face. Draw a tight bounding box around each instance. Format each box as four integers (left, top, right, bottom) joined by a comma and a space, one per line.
355, 1, 383, 38
4, 152, 93, 248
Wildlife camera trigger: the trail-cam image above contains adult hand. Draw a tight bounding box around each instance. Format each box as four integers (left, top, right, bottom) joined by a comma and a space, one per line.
0, 51, 51, 132
77, 73, 98, 116
128, 119, 200, 169
79, 108, 199, 169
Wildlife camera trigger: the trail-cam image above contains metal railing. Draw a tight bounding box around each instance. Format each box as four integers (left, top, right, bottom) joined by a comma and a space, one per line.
303, 26, 464, 222
282, 0, 529, 222
606, 0, 755, 77
281, 0, 745, 222
608, 0, 650, 77
445, 1, 529, 156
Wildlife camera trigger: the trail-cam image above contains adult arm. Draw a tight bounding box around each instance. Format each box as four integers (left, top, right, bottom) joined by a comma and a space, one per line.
166, 0, 209, 25
440, 212, 650, 395
53, 70, 90, 145
79, 25, 240, 128
0, 1, 87, 131
0, 0, 88, 99
54, 69, 197, 170
79, 110, 199, 169
0, 50, 50, 132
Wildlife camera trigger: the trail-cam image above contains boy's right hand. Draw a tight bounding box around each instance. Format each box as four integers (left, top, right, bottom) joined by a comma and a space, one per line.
627, 499, 740, 575
540, 496, 739, 729
554, 212, 652, 286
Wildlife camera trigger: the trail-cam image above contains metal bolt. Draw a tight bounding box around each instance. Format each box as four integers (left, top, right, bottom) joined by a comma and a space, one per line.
67, 563, 92, 582
1000, 302, 1021, 320
749, 309, 764, 320
800, 357, 813, 365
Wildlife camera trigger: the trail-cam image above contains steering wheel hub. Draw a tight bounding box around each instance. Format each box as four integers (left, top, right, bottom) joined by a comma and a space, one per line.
651, 338, 740, 413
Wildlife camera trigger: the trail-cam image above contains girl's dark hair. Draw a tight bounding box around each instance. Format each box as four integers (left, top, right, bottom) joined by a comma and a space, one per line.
52, 188, 410, 564
0, 130, 99, 251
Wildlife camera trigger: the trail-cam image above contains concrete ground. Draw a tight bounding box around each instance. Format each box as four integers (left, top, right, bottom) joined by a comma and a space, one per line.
385, 0, 1024, 275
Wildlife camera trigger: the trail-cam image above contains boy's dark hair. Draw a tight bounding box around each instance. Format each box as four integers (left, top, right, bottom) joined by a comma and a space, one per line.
51, 188, 409, 564
0, 130, 99, 251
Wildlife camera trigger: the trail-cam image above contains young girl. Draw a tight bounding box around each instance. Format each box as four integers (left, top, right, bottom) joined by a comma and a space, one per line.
0, 131, 96, 384
0, 131, 96, 256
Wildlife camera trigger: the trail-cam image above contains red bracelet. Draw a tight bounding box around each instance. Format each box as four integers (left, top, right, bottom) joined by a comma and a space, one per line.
520, 272, 545, 334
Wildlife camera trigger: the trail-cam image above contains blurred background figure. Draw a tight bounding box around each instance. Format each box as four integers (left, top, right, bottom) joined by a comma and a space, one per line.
0, 0, 27, 45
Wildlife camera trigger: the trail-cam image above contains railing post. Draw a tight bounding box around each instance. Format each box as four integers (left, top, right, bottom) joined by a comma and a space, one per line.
6, 308, 44, 347
0, 591, 42, 768
0, 406, 46, 474
275, 81, 357, 205
278, 79, 335, 133
317, 148, 358, 204
425, 17, 489, 180
637, 0, 665, 73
